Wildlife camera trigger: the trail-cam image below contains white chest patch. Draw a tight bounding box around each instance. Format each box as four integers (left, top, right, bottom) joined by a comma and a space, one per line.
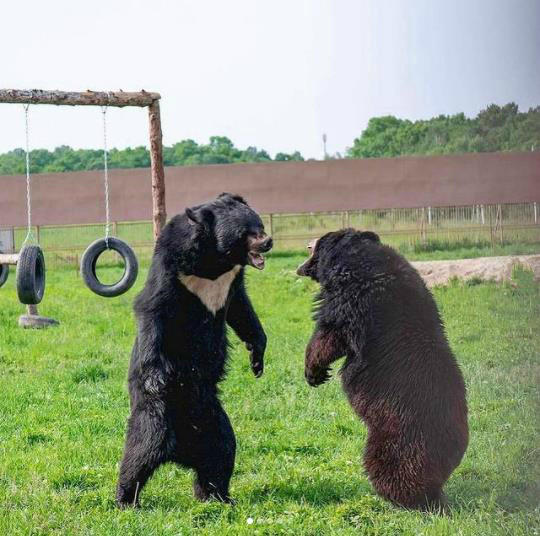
179, 266, 241, 315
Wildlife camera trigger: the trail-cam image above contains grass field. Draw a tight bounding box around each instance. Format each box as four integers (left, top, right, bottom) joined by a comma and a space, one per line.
0, 252, 539, 535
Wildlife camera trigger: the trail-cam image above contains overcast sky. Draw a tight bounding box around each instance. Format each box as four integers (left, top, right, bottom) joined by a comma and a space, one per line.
1, 0, 538, 159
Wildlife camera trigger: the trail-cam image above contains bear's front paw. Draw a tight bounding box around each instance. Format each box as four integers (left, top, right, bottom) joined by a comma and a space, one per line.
116, 486, 140, 509
305, 366, 331, 387
246, 341, 265, 378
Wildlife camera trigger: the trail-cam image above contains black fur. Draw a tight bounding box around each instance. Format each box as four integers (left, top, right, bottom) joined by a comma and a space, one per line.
116, 193, 271, 507
297, 229, 468, 510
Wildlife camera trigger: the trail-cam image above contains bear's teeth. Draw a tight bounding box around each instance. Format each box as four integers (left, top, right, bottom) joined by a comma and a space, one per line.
248, 252, 265, 270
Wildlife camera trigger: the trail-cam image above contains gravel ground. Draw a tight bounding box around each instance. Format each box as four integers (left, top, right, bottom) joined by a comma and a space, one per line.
411, 254, 540, 287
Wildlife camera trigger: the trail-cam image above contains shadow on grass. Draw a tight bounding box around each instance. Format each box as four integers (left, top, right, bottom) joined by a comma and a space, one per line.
248, 476, 373, 506
448, 446, 540, 514
496, 479, 540, 513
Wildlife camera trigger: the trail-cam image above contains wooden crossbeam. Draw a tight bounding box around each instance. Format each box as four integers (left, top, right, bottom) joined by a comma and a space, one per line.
0, 89, 160, 107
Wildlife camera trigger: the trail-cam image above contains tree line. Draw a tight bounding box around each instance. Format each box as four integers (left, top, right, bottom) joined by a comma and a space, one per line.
347, 103, 539, 158
0, 136, 304, 176
0, 103, 538, 175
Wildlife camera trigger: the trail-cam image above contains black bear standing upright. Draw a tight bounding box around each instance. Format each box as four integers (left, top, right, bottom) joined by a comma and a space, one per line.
297, 229, 468, 510
116, 193, 272, 507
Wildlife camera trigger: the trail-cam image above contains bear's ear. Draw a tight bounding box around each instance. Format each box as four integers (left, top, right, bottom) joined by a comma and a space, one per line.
218, 192, 248, 205
359, 231, 380, 243
185, 207, 215, 227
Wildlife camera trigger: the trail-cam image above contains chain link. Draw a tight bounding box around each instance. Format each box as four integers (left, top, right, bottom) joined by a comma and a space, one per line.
20, 101, 113, 249
22, 104, 35, 246
101, 106, 111, 248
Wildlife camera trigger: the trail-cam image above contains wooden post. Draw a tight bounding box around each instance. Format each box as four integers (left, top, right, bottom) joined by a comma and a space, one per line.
148, 100, 166, 240
0, 253, 20, 264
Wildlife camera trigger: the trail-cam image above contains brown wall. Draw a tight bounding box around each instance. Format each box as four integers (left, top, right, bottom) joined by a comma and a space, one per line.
1, 151, 539, 227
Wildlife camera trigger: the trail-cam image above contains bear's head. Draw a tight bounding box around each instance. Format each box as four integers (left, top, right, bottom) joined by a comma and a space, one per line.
185, 193, 273, 274
296, 228, 381, 283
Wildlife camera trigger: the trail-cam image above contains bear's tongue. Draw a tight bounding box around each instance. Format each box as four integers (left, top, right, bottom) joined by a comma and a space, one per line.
248, 252, 265, 270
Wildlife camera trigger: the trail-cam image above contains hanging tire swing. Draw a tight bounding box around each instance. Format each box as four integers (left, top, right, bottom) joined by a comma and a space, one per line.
16, 245, 46, 304
81, 237, 138, 297
0, 256, 9, 288
0, 247, 46, 304
80, 105, 138, 297
0, 104, 49, 308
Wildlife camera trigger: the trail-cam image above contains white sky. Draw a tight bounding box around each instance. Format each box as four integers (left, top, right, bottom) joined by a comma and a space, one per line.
0, 0, 538, 159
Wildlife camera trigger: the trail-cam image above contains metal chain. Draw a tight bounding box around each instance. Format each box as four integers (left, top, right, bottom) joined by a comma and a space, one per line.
101, 105, 111, 248
22, 104, 35, 246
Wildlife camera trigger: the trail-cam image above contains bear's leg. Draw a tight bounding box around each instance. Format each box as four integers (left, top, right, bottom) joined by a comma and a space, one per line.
116, 402, 173, 508
363, 430, 446, 512
190, 400, 236, 503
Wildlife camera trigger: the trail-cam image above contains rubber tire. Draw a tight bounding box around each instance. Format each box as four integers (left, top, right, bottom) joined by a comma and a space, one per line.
80, 237, 138, 298
16, 245, 46, 305
0, 258, 8, 288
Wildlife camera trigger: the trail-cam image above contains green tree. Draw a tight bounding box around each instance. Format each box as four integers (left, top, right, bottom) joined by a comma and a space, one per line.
347, 103, 539, 158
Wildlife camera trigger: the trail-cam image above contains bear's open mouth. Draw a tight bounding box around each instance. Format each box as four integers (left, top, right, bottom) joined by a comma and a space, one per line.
248, 251, 266, 270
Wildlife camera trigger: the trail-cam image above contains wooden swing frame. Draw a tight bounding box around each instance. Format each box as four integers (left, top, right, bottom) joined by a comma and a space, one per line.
0, 88, 167, 240
0, 88, 167, 327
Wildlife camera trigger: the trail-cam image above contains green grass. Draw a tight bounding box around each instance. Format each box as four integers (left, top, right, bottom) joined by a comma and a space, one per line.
397, 240, 540, 261
0, 256, 539, 535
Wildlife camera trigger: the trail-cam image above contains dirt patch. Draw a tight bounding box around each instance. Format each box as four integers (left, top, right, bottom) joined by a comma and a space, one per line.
411, 255, 540, 287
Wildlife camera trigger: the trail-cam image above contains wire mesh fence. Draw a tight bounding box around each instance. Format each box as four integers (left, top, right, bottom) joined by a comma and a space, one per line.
1, 202, 538, 267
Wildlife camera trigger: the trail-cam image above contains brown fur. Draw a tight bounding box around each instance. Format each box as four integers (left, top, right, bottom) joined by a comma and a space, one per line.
298, 229, 469, 510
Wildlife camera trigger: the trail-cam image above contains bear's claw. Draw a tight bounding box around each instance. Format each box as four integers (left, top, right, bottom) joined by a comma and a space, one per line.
305, 367, 331, 387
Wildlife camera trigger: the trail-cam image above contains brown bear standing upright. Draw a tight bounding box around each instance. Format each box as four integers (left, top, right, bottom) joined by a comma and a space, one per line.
297, 229, 468, 510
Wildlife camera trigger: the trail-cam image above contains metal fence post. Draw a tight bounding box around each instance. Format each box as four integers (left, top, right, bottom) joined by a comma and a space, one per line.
421, 208, 427, 244
489, 205, 494, 249
269, 213, 274, 238
498, 204, 504, 244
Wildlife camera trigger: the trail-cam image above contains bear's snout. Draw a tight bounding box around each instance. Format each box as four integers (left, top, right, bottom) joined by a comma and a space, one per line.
259, 236, 273, 253
296, 261, 308, 277
248, 234, 273, 253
